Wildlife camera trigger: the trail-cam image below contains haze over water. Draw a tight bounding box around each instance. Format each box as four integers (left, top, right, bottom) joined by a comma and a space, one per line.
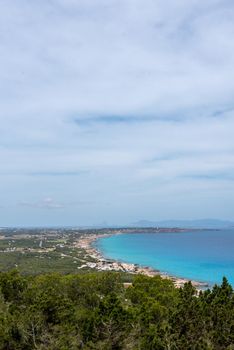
96, 229, 234, 286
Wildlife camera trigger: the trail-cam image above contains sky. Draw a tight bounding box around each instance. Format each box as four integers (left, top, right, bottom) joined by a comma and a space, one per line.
0, 0, 234, 226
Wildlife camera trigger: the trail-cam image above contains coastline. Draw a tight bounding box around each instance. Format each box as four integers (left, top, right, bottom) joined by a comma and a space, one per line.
74, 232, 209, 289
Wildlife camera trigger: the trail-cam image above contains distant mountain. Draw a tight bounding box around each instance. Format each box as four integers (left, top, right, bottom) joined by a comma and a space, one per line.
131, 219, 234, 229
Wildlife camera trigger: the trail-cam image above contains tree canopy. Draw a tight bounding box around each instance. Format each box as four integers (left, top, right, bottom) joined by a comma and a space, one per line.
0, 271, 233, 349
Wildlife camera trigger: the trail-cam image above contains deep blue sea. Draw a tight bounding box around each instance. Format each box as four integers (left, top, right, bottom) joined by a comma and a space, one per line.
96, 230, 234, 286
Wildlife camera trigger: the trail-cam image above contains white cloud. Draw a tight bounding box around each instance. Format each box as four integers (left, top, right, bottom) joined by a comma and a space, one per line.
0, 0, 234, 225
19, 197, 64, 209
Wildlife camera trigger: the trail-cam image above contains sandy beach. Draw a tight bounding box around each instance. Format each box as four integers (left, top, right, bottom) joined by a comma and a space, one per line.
74, 232, 209, 289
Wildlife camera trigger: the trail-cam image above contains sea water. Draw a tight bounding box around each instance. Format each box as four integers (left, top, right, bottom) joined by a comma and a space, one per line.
96, 230, 234, 286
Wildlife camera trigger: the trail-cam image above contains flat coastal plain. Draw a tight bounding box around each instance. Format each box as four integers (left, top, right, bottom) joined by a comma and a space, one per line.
0, 227, 209, 288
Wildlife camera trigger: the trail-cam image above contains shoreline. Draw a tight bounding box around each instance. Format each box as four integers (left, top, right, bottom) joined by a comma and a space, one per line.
74, 232, 209, 289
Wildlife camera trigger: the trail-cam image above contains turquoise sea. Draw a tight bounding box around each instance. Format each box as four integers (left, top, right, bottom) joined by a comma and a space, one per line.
95, 230, 234, 286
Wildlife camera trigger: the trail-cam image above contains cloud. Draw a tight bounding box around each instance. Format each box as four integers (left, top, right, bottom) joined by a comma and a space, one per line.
73, 115, 156, 126
0, 0, 234, 225
19, 198, 64, 210
1, 0, 234, 123
29, 171, 88, 177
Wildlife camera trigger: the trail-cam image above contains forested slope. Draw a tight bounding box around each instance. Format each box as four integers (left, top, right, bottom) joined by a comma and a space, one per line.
0, 271, 233, 349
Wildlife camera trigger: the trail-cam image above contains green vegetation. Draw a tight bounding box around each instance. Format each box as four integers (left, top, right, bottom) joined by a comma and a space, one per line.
0, 270, 233, 349
0, 232, 94, 274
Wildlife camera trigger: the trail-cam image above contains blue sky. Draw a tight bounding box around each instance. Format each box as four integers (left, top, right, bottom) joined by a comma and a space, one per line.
0, 0, 234, 226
